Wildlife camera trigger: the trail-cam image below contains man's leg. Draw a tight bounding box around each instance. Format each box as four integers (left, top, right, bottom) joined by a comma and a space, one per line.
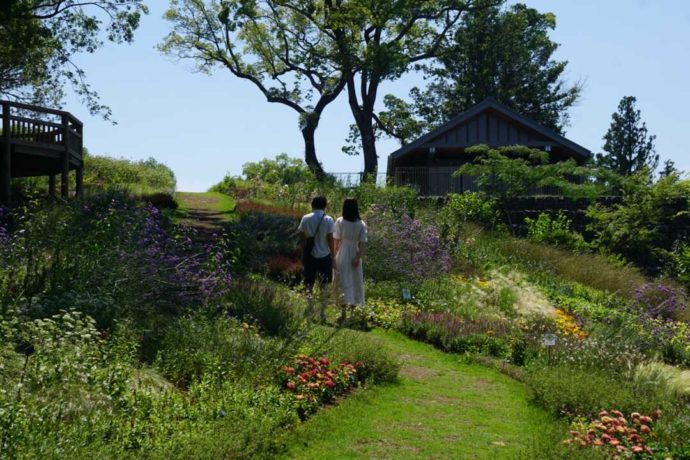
316, 255, 333, 323
304, 258, 316, 318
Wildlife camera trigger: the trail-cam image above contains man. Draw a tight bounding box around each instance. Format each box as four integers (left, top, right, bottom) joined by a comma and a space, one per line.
298, 195, 336, 322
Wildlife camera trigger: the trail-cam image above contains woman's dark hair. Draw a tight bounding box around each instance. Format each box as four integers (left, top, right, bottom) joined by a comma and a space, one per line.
342, 198, 360, 222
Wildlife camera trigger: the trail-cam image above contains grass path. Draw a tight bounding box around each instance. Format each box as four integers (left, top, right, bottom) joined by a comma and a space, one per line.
175, 192, 235, 234
283, 330, 557, 459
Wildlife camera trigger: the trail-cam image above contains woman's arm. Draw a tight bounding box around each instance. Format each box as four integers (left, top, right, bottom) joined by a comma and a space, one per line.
352, 241, 365, 268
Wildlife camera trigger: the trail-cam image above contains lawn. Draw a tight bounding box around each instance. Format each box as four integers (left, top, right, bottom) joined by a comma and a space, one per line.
283, 330, 558, 459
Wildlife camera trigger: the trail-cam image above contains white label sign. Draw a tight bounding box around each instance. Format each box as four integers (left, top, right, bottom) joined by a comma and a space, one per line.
402, 288, 412, 300
543, 333, 557, 347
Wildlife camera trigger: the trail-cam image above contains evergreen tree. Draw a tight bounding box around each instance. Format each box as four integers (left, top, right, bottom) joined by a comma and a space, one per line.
659, 159, 678, 178
597, 96, 658, 176
376, 0, 580, 144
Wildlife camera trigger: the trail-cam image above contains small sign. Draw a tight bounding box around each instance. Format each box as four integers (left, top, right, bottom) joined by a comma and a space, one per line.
402, 288, 412, 300
543, 333, 557, 347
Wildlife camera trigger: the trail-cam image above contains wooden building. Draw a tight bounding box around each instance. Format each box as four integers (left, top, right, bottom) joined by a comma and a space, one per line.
1, 100, 84, 205
387, 97, 591, 196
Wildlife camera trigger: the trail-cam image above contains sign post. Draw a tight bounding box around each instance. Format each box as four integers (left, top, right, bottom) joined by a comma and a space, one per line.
543, 333, 557, 365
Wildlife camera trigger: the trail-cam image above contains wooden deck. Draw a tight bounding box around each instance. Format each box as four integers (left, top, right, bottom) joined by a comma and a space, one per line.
1, 100, 84, 204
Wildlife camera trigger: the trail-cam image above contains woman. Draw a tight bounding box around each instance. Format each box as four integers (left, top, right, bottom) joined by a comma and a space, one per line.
333, 198, 367, 323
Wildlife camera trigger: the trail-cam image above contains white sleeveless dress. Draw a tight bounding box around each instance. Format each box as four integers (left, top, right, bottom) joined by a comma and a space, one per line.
334, 217, 368, 305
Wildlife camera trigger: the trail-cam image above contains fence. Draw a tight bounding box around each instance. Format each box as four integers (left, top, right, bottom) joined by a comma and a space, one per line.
328, 172, 388, 188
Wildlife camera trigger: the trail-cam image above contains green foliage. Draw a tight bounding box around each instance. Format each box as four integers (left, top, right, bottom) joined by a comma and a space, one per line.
154, 309, 287, 388
0, 0, 147, 118
673, 243, 690, 288
525, 212, 587, 251
401, 311, 513, 358
525, 365, 641, 419
85, 154, 177, 194
334, 0, 481, 172
597, 96, 658, 176
0, 191, 232, 330
380, 0, 580, 140
307, 328, 401, 385
457, 145, 602, 202
161, 1, 347, 174
587, 172, 690, 274
440, 192, 500, 239
242, 153, 315, 186
16, 152, 177, 197
222, 280, 300, 337
222, 210, 300, 276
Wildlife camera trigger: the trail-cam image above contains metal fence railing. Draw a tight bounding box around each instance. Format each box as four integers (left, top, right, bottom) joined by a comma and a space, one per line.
328, 172, 388, 188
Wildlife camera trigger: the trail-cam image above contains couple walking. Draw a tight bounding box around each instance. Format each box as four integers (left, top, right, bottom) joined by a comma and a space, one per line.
298, 195, 367, 323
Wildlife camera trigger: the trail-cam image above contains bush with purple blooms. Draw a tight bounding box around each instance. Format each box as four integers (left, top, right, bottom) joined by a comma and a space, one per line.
632, 281, 689, 321
0, 190, 233, 328
364, 205, 452, 284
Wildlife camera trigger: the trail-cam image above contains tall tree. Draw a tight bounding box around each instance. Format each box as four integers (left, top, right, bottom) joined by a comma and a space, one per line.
332, 0, 486, 175
0, 0, 147, 119
161, 0, 347, 178
377, 0, 580, 145
659, 159, 677, 179
597, 96, 658, 176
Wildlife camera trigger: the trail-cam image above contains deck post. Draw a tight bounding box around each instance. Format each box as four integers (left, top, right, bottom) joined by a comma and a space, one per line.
75, 166, 83, 197
1, 102, 11, 205
61, 114, 70, 198
49, 174, 56, 197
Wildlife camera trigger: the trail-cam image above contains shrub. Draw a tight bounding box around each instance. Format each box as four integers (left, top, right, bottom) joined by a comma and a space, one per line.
347, 299, 419, 331
155, 310, 286, 387
587, 172, 690, 275
279, 355, 361, 418
306, 328, 401, 385
0, 191, 233, 328
564, 410, 661, 457
440, 192, 500, 238
525, 365, 641, 418
221, 280, 300, 337
401, 311, 512, 358
632, 281, 689, 321
364, 205, 451, 283
222, 211, 300, 275
525, 212, 588, 251
142, 192, 178, 209
84, 154, 177, 194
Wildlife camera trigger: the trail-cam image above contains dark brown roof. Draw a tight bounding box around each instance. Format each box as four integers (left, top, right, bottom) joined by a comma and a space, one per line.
388, 97, 591, 161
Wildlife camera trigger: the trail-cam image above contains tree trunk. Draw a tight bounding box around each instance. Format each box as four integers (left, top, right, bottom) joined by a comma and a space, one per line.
302, 123, 325, 180
360, 116, 378, 178
346, 79, 378, 179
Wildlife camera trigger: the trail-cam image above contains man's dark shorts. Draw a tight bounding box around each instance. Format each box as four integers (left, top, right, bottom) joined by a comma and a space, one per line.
304, 255, 332, 287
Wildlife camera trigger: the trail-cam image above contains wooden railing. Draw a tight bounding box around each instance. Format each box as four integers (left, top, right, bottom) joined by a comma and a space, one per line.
0, 100, 83, 157
1, 100, 84, 203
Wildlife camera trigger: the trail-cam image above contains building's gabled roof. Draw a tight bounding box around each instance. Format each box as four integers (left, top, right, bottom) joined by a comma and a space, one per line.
388, 97, 592, 161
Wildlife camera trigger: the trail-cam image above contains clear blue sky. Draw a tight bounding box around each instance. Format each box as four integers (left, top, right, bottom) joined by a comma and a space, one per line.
64, 0, 690, 192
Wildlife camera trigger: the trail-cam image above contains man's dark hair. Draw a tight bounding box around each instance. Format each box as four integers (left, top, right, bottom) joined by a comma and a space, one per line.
342, 198, 360, 222
311, 195, 327, 210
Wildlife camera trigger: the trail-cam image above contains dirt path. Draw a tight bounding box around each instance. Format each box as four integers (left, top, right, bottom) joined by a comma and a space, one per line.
283, 330, 557, 459
175, 192, 235, 238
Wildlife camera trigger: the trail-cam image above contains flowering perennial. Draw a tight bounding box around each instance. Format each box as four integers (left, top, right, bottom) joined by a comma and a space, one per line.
564, 409, 662, 457
280, 355, 361, 417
